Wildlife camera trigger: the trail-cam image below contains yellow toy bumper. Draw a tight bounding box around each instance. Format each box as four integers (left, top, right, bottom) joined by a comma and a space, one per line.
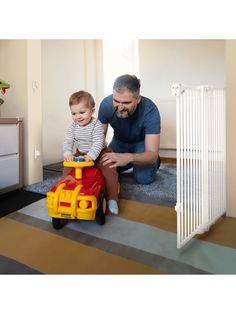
47, 182, 98, 221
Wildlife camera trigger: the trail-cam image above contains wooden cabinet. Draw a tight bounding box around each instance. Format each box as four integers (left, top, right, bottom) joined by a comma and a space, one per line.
0, 118, 23, 194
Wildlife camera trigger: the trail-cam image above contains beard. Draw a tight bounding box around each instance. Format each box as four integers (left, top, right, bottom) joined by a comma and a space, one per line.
115, 105, 137, 119
116, 110, 129, 119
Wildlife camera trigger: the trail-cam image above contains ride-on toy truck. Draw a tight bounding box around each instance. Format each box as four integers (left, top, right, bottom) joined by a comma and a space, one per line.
46, 158, 106, 229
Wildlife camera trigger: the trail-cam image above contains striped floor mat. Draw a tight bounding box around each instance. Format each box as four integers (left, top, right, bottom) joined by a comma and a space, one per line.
1, 198, 236, 274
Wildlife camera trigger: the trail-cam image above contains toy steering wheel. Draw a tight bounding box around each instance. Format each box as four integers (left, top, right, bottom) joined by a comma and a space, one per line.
63, 158, 94, 179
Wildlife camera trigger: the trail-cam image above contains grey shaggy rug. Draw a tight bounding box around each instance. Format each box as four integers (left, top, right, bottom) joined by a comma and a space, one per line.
24, 163, 177, 208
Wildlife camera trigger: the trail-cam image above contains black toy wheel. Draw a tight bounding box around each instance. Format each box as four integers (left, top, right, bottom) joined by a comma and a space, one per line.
52, 217, 66, 229
96, 191, 106, 225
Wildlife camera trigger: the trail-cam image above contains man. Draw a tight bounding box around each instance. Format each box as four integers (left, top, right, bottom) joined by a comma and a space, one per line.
98, 74, 161, 184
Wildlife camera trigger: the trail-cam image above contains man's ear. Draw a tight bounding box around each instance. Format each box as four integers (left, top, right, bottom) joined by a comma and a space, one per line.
137, 95, 141, 104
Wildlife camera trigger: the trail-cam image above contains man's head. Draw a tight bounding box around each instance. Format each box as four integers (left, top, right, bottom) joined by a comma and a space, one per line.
69, 91, 95, 127
112, 74, 141, 118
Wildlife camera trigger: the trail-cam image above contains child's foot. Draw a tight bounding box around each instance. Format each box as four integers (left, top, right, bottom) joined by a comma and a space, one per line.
108, 200, 119, 215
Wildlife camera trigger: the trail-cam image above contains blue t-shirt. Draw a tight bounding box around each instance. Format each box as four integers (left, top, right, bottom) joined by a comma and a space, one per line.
98, 95, 161, 143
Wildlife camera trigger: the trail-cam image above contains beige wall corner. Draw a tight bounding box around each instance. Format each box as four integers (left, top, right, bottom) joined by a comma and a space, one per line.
226, 40, 236, 217
26, 40, 43, 185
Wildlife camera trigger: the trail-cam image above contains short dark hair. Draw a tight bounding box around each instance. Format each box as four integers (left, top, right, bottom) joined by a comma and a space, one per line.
69, 91, 95, 109
113, 74, 141, 96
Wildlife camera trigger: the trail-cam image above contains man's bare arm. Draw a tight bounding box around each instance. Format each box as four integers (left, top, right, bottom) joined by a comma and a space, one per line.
102, 123, 108, 137
130, 134, 160, 165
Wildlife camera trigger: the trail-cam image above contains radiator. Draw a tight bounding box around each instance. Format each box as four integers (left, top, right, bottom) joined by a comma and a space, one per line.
172, 84, 226, 248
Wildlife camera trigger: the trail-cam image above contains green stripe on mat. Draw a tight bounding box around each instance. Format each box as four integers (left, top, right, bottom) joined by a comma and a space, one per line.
11, 198, 236, 274
0, 217, 164, 274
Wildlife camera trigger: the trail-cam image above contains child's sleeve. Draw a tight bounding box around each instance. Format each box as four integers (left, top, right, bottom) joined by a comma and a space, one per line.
87, 120, 105, 161
63, 125, 75, 157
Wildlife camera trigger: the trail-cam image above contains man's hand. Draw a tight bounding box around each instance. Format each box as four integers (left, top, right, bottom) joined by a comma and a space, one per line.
100, 152, 132, 168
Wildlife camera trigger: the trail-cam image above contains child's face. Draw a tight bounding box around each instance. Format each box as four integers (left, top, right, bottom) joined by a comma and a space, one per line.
70, 101, 95, 127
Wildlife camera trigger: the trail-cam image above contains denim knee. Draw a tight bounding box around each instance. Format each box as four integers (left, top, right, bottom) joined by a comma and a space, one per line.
133, 167, 156, 185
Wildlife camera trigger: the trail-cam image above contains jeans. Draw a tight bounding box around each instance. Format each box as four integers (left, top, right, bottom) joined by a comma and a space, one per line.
109, 137, 161, 185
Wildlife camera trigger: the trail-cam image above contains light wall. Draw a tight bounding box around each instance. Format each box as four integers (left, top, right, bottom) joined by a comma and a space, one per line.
42, 40, 103, 165
102, 40, 139, 143
139, 40, 226, 150
0, 40, 42, 185
103, 40, 139, 95
226, 40, 236, 218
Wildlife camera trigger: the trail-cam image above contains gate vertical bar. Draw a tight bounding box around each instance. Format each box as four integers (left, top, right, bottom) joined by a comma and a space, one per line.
176, 86, 181, 246
198, 86, 209, 233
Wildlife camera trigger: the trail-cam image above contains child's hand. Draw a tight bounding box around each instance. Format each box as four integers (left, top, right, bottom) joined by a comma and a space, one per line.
64, 154, 74, 162
79, 154, 93, 162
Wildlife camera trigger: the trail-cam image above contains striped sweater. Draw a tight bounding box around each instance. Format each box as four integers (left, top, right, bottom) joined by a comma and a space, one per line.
63, 117, 105, 161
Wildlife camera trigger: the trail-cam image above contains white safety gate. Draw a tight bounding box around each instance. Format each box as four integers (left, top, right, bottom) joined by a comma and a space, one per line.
172, 84, 226, 248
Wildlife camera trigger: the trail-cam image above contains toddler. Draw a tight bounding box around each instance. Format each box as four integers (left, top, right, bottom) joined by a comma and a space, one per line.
63, 91, 119, 214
